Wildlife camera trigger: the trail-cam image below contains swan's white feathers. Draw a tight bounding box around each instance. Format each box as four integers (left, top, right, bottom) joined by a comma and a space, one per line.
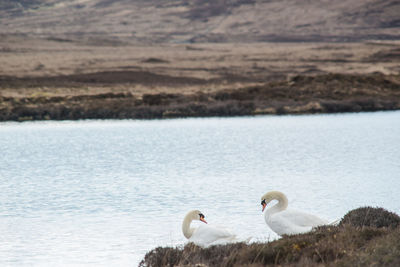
262, 191, 330, 236
267, 209, 329, 235
189, 224, 237, 247
182, 210, 243, 247
277, 209, 329, 227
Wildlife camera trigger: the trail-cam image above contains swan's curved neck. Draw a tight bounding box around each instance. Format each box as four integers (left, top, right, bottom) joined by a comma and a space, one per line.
182, 214, 195, 239
267, 192, 288, 214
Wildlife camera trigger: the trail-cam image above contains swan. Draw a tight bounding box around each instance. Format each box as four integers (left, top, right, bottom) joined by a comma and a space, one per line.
182, 210, 240, 247
261, 191, 329, 235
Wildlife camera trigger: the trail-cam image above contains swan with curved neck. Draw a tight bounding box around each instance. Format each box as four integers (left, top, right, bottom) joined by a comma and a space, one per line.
261, 191, 329, 235
182, 210, 240, 247
182, 210, 207, 239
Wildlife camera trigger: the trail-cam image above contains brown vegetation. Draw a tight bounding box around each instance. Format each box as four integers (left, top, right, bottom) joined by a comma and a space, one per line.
1, 37, 400, 121
139, 207, 400, 267
1, 72, 399, 121
339, 206, 400, 229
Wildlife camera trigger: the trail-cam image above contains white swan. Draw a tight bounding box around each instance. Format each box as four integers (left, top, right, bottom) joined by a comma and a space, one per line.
261, 191, 329, 235
182, 210, 240, 247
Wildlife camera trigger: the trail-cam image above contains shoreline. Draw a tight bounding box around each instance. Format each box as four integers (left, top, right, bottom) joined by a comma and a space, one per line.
1, 72, 399, 122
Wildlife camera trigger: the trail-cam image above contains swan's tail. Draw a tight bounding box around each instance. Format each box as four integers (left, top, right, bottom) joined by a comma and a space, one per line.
207, 236, 253, 247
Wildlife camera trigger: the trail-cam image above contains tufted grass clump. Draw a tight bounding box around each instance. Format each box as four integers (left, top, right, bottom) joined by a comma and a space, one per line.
339, 206, 400, 228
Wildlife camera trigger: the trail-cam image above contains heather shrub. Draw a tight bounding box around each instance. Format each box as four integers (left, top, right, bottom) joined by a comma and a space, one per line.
339, 207, 400, 228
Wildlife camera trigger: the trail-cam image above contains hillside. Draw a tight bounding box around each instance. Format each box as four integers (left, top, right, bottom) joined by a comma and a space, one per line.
1, 0, 400, 43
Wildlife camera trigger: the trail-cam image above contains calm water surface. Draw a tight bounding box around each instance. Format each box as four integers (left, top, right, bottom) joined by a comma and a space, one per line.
1, 111, 400, 266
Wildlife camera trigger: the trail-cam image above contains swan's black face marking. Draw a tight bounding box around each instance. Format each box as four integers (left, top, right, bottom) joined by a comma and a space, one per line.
199, 213, 207, 224
261, 199, 267, 212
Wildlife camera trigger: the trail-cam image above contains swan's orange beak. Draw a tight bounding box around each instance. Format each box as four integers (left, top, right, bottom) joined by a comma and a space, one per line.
262, 203, 267, 212
200, 217, 208, 224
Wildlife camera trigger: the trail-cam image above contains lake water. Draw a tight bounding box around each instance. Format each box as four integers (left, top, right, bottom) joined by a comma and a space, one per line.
1, 111, 400, 266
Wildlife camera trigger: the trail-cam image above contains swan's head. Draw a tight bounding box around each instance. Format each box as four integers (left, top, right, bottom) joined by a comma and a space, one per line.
261, 198, 267, 212
186, 209, 208, 224
261, 191, 288, 212
199, 213, 207, 224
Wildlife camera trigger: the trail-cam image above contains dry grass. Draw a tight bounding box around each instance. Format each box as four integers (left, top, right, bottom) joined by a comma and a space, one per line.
1, 72, 399, 121
139, 207, 400, 267
339, 207, 400, 229
1, 37, 400, 89
1, 37, 400, 121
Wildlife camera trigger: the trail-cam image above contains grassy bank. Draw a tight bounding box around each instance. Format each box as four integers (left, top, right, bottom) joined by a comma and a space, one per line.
1, 72, 400, 121
139, 207, 400, 267
1, 39, 400, 122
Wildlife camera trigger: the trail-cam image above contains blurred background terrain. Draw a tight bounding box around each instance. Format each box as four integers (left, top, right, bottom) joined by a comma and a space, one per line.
1, 0, 400, 120
1, 0, 400, 43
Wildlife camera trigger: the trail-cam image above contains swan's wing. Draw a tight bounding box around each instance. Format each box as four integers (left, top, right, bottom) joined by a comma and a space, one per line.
267, 213, 311, 235
266, 209, 329, 235
279, 209, 329, 227
189, 224, 236, 247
